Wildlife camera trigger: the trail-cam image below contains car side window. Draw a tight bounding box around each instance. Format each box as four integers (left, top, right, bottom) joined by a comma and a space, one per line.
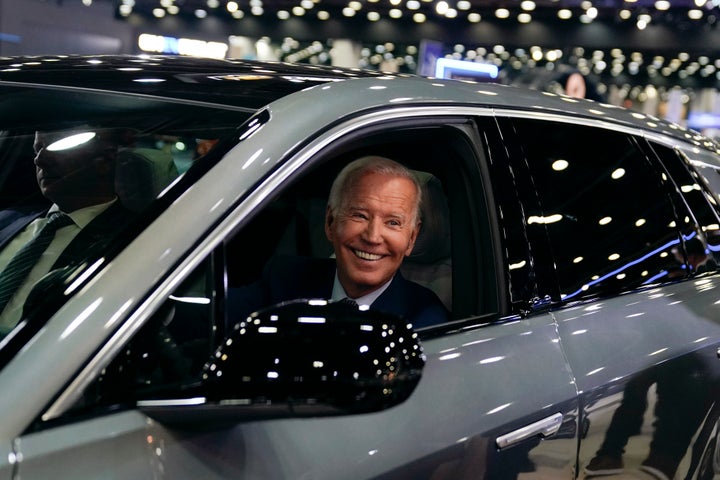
510, 119, 682, 302
646, 141, 720, 275
223, 155, 456, 323
224, 125, 492, 323
48, 124, 492, 428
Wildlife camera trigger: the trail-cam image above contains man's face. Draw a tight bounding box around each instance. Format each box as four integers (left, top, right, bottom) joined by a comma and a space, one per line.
33, 130, 115, 210
325, 172, 419, 299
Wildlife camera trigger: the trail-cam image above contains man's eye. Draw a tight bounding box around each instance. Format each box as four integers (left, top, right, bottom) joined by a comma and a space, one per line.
388, 220, 401, 227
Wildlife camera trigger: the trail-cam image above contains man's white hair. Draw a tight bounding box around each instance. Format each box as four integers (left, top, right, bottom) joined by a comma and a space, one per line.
327, 156, 422, 224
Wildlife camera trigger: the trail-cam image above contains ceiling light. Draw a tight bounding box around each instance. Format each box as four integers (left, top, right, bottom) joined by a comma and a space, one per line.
586, 7, 598, 18
277, 9, 290, 18
688, 9, 704, 19
349, 1, 362, 10
153, 7, 166, 17
445, 8, 458, 17
468, 12, 481, 22
518, 12, 532, 22
436, 1, 449, 15
407, 0, 420, 8
301, 0, 314, 8
390, 8, 402, 17
619, 9, 632, 19
194, 8, 207, 17
317, 10, 329, 19
558, 9, 572, 19
227, 1, 239, 12
457, 0, 471, 10
552, 159, 569, 171
342, 6, 355, 15
206, 0, 219, 7
611, 168, 626, 179
413, 12, 426, 22
367, 11, 380, 20
292, 6, 305, 15
495, 8, 510, 18
655, 0, 670, 9
520, 0, 536, 10
167, 5, 179, 13
695, 0, 707, 6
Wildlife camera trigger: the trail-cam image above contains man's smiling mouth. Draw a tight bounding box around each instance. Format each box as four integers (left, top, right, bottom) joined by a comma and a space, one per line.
353, 249, 383, 261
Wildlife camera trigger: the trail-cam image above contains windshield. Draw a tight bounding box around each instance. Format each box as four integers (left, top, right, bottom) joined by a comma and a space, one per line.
0, 84, 252, 361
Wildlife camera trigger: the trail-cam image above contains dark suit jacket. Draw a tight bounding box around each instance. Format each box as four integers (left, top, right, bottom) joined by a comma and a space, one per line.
228, 255, 449, 328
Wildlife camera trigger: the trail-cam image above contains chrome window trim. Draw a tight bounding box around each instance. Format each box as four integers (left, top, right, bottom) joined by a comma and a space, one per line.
492, 108, 707, 154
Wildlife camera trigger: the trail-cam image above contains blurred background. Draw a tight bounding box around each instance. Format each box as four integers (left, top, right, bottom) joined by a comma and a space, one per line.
0, 0, 718, 139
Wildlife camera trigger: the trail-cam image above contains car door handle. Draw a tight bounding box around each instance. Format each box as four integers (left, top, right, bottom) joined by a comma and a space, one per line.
496, 412, 564, 449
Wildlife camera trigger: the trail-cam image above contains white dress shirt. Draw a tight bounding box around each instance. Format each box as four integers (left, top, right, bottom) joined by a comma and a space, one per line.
330, 272, 393, 308
0, 200, 115, 332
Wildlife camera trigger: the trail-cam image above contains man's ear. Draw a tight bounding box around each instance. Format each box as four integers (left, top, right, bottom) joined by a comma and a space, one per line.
324, 206, 334, 241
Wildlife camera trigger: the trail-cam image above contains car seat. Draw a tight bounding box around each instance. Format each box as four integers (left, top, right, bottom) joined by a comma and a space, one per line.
400, 170, 452, 311
115, 147, 179, 212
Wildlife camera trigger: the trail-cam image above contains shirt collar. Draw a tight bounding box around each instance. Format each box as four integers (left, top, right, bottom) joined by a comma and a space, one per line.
49, 198, 117, 229
331, 272, 393, 307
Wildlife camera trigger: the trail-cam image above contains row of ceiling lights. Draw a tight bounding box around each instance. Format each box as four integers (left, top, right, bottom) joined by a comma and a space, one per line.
273, 37, 720, 91
284, 40, 719, 78
117, 0, 719, 26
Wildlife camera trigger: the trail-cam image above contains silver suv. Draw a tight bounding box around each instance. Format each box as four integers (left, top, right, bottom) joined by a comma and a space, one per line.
0, 55, 719, 480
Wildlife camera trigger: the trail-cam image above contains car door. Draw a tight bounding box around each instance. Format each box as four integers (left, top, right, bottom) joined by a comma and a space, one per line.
499, 114, 720, 480
8, 109, 580, 480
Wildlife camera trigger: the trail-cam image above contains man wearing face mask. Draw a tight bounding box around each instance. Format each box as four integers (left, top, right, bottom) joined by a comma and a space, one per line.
0, 127, 133, 334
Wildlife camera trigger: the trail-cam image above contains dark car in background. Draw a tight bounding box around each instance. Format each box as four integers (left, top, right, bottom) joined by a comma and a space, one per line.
0, 55, 719, 479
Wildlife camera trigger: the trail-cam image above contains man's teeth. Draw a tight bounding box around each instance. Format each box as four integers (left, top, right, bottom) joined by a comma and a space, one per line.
354, 250, 382, 261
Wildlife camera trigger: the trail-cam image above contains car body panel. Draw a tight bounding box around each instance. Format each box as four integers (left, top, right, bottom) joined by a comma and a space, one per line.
558, 278, 720, 478
13, 314, 578, 480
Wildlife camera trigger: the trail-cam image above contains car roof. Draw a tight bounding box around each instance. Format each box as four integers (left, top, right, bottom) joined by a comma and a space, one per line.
0, 55, 386, 111
1, 54, 718, 155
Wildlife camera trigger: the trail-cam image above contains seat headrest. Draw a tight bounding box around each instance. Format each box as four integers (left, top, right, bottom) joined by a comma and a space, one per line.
408, 171, 451, 264
116, 148, 179, 212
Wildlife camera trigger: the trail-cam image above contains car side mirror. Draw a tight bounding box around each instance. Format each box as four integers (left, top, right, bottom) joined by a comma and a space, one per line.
139, 300, 425, 426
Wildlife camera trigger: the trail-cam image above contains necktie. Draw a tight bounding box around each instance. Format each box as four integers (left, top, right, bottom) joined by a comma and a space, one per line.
0, 212, 74, 313
339, 297, 358, 307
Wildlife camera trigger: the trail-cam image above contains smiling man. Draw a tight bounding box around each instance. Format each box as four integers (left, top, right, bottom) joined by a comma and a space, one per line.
326, 157, 423, 301
228, 156, 449, 329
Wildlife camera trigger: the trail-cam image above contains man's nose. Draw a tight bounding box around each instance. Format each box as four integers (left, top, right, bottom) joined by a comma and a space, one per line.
361, 217, 383, 243
34, 148, 55, 167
